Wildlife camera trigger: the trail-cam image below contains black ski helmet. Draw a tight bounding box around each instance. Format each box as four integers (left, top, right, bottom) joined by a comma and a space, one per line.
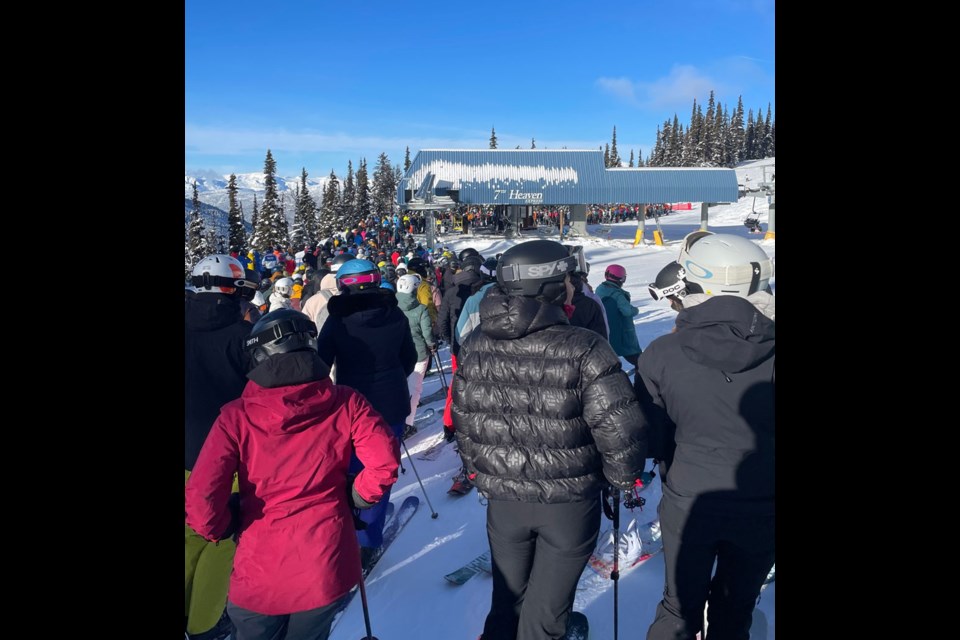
497, 240, 577, 300
458, 247, 481, 262
238, 269, 262, 302
331, 253, 354, 273
460, 254, 484, 273
244, 309, 318, 366
648, 262, 688, 301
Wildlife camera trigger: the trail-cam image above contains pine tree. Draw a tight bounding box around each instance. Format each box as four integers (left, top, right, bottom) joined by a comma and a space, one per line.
354, 159, 370, 223
769, 121, 775, 157
714, 103, 727, 166
341, 160, 356, 231
251, 194, 259, 236
251, 149, 287, 251
531, 137, 536, 149
610, 126, 620, 167
702, 91, 716, 165
667, 115, 681, 166
762, 103, 773, 158
629, 149, 635, 167
187, 180, 210, 273
490, 127, 498, 149
651, 126, 662, 167
604, 143, 610, 168
743, 109, 756, 161
226, 174, 245, 251
292, 168, 318, 248
404, 146, 412, 172
372, 152, 397, 218
730, 96, 745, 166
319, 170, 341, 237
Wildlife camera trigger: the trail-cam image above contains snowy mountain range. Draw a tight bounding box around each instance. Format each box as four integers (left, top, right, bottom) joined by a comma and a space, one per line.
184, 170, 331, 229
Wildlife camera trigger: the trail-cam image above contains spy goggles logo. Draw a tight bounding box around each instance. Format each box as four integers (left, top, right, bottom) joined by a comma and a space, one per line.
521, 256, 577, 279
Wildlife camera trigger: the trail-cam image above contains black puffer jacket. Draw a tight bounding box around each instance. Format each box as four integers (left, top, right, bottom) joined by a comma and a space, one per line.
452, 287, 648, 503
437, 269, 483, 354
635, 294, 775, 515
184, 292, 253, 470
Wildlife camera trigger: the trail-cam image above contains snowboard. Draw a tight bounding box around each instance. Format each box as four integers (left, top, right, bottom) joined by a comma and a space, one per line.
564, 611, 589, 640
586, 519, 663, 579
444, 550, 492, 585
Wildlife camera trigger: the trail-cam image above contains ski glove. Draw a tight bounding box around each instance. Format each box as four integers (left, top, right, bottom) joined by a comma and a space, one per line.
346, 474, 376, 509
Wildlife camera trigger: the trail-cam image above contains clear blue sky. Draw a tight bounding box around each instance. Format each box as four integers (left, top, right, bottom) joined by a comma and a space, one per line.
185, 0, 774, 179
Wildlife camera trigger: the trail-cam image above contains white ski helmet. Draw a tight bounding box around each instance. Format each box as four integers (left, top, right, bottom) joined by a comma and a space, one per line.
274, 277, 295, 298
396, 273, 422, 295
677, 231, 774, 298
191, 254, 247, 296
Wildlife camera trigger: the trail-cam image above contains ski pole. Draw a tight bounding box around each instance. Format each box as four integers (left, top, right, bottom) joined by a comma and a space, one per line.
400, 437, 439, 519
612, 487, 620, 640
433, 349, 448, 392
356, 551, 380, 640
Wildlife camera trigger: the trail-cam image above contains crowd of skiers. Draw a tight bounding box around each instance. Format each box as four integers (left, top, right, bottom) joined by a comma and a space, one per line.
185, 229, 775, 640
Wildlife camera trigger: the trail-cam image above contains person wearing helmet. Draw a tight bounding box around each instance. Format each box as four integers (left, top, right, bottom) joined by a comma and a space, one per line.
317, 259, 417, 569
185, 309, 399, 640
596, 263, 642, 367
237, 269, 263, 324
185, 254, 255, 640
562, 246, 608, 339
269, 277, 295, 312
396, 273, 437, 437
405, 257, 439, 325
639, 232, 774, 640
451, 239, 649, 640
291, 273, 305, 310
648, 261, 689, 315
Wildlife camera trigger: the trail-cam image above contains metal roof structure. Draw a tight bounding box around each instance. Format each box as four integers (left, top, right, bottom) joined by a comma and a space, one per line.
397, 150, 738, 207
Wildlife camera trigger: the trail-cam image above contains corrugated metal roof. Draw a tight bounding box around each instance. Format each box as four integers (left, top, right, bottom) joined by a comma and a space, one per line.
398, 150, 738, 206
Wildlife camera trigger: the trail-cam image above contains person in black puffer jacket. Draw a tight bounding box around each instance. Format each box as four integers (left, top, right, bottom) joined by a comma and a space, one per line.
452, 240, 648, 640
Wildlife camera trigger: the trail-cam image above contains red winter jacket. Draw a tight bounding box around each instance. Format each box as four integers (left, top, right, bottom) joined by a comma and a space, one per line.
185, 377, 399, 614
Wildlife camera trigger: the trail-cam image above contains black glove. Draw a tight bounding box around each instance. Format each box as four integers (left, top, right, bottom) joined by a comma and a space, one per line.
346, 474, 375, 530
219, 492, 241, 540
601, 485, 617, 521
428, 344, 438, 354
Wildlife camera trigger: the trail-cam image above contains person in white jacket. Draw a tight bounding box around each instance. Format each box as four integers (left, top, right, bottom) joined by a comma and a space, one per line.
268, 277, 294, 312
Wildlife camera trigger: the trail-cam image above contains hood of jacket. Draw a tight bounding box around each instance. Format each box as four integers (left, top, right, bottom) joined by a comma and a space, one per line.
395, 291, 421, 312
326, 287, 398, 322
478, 286, 569, 340
674, 294, 775, 373
241, 352, 337, 434
185, 293, 245, 331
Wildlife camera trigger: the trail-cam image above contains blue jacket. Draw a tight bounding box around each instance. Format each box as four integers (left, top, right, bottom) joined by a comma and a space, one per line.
596, 280, 641, 358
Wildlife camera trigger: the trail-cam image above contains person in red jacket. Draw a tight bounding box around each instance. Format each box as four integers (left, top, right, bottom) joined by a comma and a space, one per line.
185, 309, 400, 640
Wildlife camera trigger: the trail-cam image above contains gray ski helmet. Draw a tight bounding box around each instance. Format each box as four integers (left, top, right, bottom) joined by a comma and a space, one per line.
497, 240, 577, 300
244, 309, 318, 366
677, 231, 774, 297
648, 262, 688, 301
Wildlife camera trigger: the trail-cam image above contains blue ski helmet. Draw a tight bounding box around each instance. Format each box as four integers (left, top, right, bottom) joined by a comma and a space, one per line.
335, 259, 381, 292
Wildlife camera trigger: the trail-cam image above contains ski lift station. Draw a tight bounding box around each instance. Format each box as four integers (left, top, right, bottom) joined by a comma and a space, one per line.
397, 149, 740, 246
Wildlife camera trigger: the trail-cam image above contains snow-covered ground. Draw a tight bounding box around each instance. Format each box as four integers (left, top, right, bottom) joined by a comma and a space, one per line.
328, 159, 776, 640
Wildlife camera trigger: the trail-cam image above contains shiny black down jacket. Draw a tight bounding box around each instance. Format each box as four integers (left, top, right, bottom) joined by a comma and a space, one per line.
451, 287, 648, 502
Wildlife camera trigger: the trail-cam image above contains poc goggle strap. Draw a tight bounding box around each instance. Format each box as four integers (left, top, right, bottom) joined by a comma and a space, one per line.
244, 319, 317, 351
499, 254, 581, 283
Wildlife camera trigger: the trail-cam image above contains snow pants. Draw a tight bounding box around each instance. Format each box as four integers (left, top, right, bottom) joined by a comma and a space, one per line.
227, 595, 347, 640
405, 357, 430, 426
185, 470, 238, 635
482, 498, 600, 640
646, 491, 775, 640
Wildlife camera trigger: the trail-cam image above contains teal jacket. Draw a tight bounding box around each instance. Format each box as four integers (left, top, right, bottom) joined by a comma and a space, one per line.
397, 291, 435, 361
596, 280, 641, 357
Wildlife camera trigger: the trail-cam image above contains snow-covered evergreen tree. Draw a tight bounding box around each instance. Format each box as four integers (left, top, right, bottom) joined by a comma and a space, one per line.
609, 127, 620, 167
187, 181, 211, 274
531, 137, 536, 149
604, 143, 610, 168
227, 174, 245, 251
355, 158, 370, 223
730, 96, 745, 166
489, 127, 498, 149
250, 194, 259, 242
341, 160, 355, 231
404, 146, 411, 172
371, 152, 397, 218
320, 170, 341, 237
762, 103, 773, 158
743, 109, 756, 161
251, 149, 287, 251
629, 149, 634, 167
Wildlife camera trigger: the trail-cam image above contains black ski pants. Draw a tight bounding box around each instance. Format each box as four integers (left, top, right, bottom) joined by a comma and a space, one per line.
646, 492, 774, 640
482, 497, 600, 640
227, 594, 347, 640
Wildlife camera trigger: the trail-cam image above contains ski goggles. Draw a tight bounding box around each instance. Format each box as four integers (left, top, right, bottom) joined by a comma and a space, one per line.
191, 273, 259, 293
499, 253, 582, 283
338, 272, 381, 287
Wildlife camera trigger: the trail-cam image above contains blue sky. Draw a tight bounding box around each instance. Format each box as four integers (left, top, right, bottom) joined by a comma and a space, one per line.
185, 0, 774, 179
